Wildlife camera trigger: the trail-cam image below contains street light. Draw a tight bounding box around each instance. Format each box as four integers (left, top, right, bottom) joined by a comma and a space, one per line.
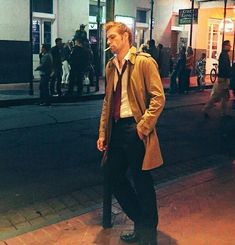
222, 0, 228, 43
150, 0, 154, 40
189, 0, 194, 47
29, 0, 34, 95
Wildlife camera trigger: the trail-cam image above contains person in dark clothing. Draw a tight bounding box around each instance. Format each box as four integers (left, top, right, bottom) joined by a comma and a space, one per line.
230, 62, 235, 109
156, 43, 163, 72
74, 24, 89, 48
147, 39, 158, 64
35, 44, 53, 106
170, 47, 186, 94
203, 40, 232, 118
90, 42, 100, 91
67, 37, 89, 96
50, 37, 63, 96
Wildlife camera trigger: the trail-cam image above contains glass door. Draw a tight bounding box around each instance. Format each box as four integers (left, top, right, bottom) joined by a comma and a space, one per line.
206, 19, 222, 74
32, 19, 52, 54
32, 19, 52, 78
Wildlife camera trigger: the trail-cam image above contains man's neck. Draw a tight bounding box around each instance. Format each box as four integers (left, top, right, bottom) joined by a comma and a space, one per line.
117, 45, 130, 65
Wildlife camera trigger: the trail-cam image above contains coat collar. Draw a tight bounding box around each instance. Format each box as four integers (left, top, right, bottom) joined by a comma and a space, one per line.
108, 46, 137, 67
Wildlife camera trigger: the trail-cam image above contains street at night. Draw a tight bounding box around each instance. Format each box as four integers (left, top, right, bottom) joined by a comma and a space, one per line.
0, 90, 234, 242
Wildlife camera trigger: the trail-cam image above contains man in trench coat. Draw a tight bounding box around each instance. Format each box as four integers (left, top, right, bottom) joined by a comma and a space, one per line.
97, 21, 165, 245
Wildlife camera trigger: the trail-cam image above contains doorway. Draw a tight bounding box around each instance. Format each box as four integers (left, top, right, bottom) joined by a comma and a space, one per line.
32, 19, 52, 78
206, 19, 222, 74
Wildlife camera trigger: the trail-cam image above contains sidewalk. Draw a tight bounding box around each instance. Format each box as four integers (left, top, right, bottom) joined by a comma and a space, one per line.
0, 76, 213, 107
2, 161, 235, 245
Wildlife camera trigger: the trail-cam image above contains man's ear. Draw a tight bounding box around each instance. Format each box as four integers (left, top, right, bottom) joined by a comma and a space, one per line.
123, 32, 129, 42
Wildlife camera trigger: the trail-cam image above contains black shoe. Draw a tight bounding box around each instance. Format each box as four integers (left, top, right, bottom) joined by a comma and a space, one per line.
120, 231, 140, 243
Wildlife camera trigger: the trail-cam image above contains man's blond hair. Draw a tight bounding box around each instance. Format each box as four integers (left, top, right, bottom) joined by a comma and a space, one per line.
104, 21, 132, 45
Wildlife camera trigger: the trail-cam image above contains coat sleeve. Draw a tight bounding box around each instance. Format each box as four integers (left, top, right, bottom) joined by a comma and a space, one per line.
98, 62, 113, 139
136, 57, 165, 136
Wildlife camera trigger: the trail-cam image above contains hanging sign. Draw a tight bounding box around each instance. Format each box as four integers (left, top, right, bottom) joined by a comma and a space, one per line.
179, 9, 198, 25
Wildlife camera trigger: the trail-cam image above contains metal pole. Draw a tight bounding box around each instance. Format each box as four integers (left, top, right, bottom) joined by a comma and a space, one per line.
189, 0, 194, 46
150, 0, 154, 40
96, 0, 101, 91
232, 26, 235, 63
106, 0, 115, 22
29, 0, 34, 95
105, 0, 115, 64
102, 0, 115, 229
222, 0, 228, 43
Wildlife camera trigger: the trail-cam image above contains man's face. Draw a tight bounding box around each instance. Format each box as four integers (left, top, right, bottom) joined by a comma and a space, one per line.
106, 27, 128, 54
57, 40, 62, 47
224, 42, 231, 52
41, 46, 45, 53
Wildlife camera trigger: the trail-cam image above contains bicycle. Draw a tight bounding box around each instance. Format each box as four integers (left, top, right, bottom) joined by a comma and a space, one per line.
209, 63, 218, 83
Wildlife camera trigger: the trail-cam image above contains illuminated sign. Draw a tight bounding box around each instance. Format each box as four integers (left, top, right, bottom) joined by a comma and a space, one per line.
179, 9, 198, 25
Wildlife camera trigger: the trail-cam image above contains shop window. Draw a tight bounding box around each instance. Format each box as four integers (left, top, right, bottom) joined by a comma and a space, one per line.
89, 4, 103, 18
89, 5, 98, 16
136, 10, 147, 23
32, 0, 53, 14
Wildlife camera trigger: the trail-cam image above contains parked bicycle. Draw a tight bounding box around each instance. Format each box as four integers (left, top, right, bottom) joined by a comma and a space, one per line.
210, 63, 218, 83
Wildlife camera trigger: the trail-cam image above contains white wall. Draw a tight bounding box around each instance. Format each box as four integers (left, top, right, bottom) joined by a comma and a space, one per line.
115, 0, 136, 17
58, 0, 89, 42
0, 0, 29, 41
154, 0, 195, 47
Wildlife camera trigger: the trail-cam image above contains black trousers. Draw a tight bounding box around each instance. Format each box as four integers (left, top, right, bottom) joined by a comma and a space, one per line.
39, 74, 50, 103
68, 70, 84, 96
50, 69, 62, 95
104, 118, 158, 232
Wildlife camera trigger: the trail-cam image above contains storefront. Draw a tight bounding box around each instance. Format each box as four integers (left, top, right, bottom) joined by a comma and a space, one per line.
195, 0, 235, 73
2, 0, 234, 84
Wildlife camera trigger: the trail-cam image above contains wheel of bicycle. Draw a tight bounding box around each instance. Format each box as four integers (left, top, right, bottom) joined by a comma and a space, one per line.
210, 68, 217, 83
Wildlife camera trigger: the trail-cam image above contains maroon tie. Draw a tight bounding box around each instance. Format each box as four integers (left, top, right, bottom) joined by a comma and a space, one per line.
113, 61, 128, 121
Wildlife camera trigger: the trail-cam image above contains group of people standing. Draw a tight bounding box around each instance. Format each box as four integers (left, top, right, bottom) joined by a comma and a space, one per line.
169, 46, 194, 94
35, 24, 98, 106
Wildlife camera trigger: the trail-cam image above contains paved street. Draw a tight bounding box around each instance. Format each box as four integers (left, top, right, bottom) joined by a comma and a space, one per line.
0, 89, 234, 242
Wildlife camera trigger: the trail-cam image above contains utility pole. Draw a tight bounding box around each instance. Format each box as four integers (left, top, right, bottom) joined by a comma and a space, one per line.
105, 0, 115, 63
103, 1, 115, 229
29, 0, 34, 95
189, 0, 194, 47
96, 0, 101, 91
222, 0, 228, 43
150, 0, 154, 40
106, 0, 115, 22
232, 27, 235, 62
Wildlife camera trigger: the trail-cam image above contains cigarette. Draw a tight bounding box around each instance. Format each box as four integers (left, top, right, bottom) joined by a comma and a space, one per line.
104, 47, 110, 52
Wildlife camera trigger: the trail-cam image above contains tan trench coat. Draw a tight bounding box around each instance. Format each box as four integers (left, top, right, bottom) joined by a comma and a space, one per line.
99, 46, 165, 170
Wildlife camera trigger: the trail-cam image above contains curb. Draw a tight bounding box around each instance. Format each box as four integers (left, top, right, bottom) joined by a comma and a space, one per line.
0, 85, 213, 108
0, 93, 105, 107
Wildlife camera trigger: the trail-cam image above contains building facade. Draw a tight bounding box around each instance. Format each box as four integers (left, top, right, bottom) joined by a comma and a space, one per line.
0, 0, 234, 83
